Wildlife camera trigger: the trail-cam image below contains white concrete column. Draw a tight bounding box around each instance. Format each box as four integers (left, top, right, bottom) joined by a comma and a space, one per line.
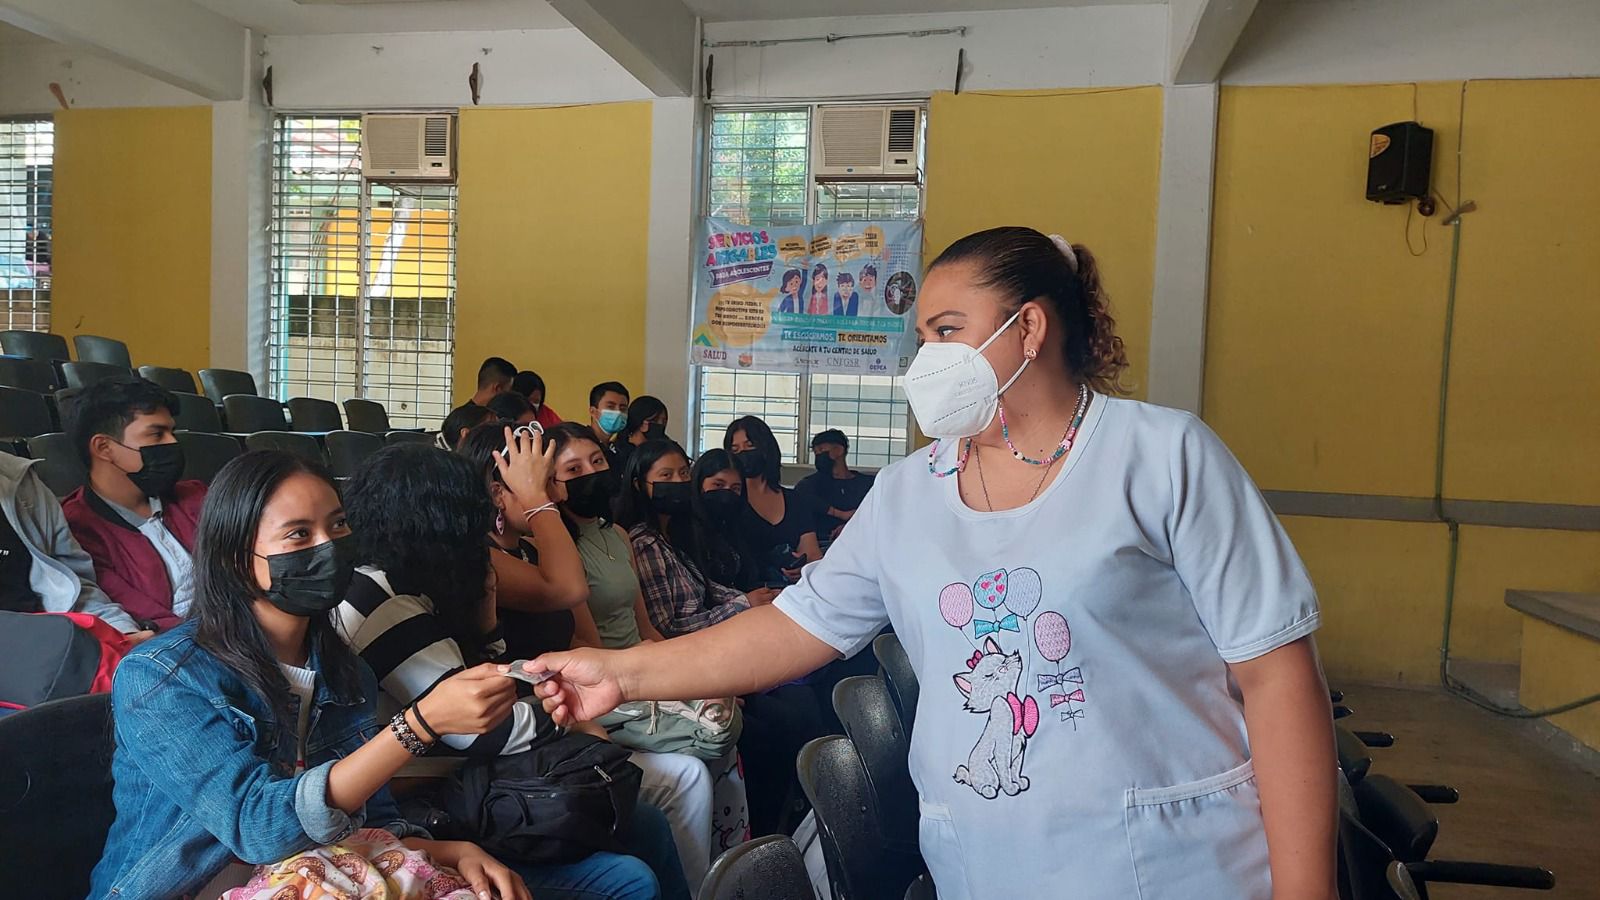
209, 30, 269, 379
1144, 82, 1218, 414
643, 96, 698, 418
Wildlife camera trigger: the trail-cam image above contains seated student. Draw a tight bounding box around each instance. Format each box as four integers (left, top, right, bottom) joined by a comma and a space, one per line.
486, 391, 540, 428
614, 396, 668, 476
457, 423, 595, 659
63, 378, 206, 634
544, 423, 747, 886
512, 370, 563, 431
616, 442, 822, 836
0, 451, 138, 636
613, 439, 774, 638
470, 356, 518, 406
724, 416, 824, 584
338, 440, 687, 899
435, 402, 495, 451
90, 450, 529, 900
675, 450, 763, 593
794, 429, 876, 541
587, 382, 630, 469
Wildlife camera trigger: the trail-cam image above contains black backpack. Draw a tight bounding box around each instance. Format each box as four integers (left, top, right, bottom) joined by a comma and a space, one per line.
438, 731, 643, 865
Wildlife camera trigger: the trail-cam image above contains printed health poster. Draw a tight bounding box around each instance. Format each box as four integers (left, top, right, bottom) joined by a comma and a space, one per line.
690, 217, 923, 374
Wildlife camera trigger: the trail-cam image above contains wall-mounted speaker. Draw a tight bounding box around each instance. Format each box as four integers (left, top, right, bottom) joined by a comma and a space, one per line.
1367, 122, 1434, 204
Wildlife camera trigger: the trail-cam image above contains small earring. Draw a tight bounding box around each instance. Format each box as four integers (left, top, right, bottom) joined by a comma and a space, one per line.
1025, 348, 1038, 360
494, 512, 505, 535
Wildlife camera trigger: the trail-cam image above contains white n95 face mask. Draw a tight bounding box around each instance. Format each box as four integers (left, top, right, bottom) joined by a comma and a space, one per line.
903, 311, 1029, 439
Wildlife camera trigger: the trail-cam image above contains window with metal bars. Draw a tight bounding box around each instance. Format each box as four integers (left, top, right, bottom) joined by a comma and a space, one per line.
0, 118, 53, 332
697, 106, 922, 470
269, 115, 457, 429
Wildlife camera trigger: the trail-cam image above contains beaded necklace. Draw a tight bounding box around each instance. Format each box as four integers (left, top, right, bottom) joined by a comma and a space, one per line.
928, 383, 1091, 477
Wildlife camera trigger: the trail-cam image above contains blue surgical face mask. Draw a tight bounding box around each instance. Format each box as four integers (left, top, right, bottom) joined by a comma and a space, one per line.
598, 409, 627, 436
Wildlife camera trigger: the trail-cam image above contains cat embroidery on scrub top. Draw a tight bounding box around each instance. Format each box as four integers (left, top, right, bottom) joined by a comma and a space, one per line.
953, 637, 1039, 799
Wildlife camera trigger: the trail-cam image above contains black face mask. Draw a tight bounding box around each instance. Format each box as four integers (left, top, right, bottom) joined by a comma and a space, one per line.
814, 453, 834, 478
733, 449, 767, 479
117, 440, 186, 499
700, 488, 745, 527
562, 469, 621, 519
259, 534, 357, 616
648, 480, 692, 516
644, 422, 667, 442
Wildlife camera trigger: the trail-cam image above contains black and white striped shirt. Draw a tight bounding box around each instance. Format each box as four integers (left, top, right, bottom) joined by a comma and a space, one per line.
337, 567, 556, 756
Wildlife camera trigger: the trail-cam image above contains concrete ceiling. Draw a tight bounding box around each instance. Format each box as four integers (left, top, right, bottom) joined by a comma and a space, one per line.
0, 20, 48, 44
188, 0, 572, 35
685, 0, 1165, 21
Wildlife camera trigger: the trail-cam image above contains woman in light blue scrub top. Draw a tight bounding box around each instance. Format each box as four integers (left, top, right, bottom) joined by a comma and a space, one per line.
528, 226, 1340, 900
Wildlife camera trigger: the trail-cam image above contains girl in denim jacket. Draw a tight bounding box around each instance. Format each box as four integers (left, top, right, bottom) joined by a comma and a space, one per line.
91, 450, 529, 899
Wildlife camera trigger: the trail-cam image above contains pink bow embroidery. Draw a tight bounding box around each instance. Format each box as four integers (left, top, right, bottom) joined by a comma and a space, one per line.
1005, 693, 1039, 737
966, 651, 983, 670
1050, 689, 1087, 707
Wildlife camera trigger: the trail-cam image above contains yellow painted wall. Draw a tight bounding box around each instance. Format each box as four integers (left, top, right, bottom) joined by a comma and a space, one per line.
1281, 516, 1450, 684
1519, 619, 1600, 750
924, 88, 1164, 398
454, 103, 653, 418
1445, 79, 1600, 506
51, 107, 212, 373
1207, 79, 1600, 683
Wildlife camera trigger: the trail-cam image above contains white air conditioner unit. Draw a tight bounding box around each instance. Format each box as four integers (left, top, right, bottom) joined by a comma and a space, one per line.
362, 114, 455, 180
813, 106, 921, 181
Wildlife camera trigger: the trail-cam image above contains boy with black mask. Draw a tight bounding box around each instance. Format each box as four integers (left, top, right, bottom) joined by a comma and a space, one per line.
62, 377, 207, 634
795, 429, 875, 541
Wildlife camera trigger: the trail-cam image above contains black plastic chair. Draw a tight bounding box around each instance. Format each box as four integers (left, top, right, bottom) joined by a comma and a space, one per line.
343, 397, 391, 433
325, 430, 383, 478
386, 430, 436, 447
61, 361, 133, 390
1336, 774, 1554, 900
0, 694, 117, 898
72, 335, 132, 368
0, 330, 70, 363
22, 433, 86, 496
173, 391, 223, 433
289, 397, 343, 432
699, 834, 814, 900
177, 431, 243, 485
874, 632, 919, 735
797, 734, 924, 900
0, 386, 55, 449
223, 395, 288, 433
0, 356, 58, 393
199, 367, 258, 403
138, 365, 198, 395
903, 875, 936, 900
833, 675, 919, 854
246, 431, 324, 464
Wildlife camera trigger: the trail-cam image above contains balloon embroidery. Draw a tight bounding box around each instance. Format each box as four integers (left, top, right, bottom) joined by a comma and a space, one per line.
943, 565, 1089, 799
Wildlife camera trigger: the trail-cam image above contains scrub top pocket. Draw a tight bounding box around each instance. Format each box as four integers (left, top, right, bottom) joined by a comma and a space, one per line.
918, 799, 975, 900
1123, 760, 1272, 900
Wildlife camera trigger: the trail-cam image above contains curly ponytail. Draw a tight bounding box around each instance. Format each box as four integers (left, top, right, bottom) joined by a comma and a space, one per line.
929, 226, 1131, 395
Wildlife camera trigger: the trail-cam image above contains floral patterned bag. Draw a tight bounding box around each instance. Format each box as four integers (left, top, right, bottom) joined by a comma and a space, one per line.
220, 828, 477, 900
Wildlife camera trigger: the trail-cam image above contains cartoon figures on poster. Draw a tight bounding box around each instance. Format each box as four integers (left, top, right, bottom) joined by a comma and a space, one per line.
942, 566, 1087, 799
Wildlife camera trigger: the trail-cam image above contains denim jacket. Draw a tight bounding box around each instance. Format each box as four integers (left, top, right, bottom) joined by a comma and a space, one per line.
90, 621, 424, 899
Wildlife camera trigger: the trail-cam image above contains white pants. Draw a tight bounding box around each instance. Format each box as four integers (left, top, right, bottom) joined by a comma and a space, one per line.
631, 750, 749, 891
631, 751, 715, 889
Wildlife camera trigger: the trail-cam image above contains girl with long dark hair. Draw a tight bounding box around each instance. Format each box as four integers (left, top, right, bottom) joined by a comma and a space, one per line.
724, 415, 825, 584
675, 449, 762, 592
457, 422, 597, 658
91, 451, 528, 900
615, 440, 823, 836
531, 226, 1337, 900
542, 422, 747, 888
614, 396, 668, 476
335, 438, 684, 900
612, 439, 775, 638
